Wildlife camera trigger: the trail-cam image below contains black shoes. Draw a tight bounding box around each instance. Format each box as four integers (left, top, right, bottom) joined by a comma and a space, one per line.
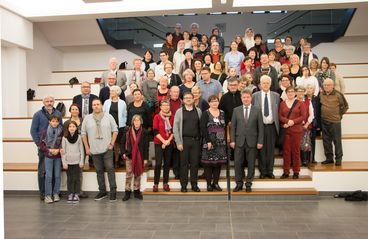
233, 184, 243, 192
207, 184, 213, 192
292, 173, 299, 179
134, 190, 143, 200
321, 160, 334, 165
245, 186, 252, 192
212, 184, 222, 191
110, 192, 117, 202
335, 161, 342, 166
259, 174, 267, 179
267, 174, 275, 179
192, 185, 201, 192
94, 192, 107, 201
181, 186, 188, 192
122, 191, 131, 201
280, 174, 289, 179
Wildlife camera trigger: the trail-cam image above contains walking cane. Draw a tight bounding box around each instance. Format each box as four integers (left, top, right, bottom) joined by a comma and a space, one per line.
226, 123, 232, 201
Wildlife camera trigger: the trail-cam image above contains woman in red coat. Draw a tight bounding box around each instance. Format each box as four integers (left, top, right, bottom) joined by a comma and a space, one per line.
279, 86, 307, 179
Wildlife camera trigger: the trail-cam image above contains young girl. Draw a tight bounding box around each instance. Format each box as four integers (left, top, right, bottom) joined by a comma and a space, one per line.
39, 115, 63, 204
61, 121, 85, 203
121, 114, 149, 201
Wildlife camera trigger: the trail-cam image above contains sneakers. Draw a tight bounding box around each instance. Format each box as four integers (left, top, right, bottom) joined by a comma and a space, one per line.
67, 194, 74, 203
110, 192, 117, 202
73, 194, 80, 203
94, 192, 107, 201
53, 194, 60, 202
44, 196, 53, 204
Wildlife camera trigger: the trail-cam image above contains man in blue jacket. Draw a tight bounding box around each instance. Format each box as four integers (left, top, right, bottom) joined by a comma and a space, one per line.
30, 96, 62, 200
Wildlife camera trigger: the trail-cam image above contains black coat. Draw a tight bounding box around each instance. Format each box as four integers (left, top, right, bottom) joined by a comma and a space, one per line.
121, 127, 149, 161
72, 94, 99, 118
99, 86, 126, 105
168, 73, 182, 88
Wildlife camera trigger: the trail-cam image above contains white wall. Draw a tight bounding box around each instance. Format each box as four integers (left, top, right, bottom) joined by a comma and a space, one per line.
26, 25, 64, 88
36, 19, 105, 47
313, 36, 368, 63
1, 47, 28, 117
0, 7, 33, 49
62, 47, 140, 71
345, 5, 368, 37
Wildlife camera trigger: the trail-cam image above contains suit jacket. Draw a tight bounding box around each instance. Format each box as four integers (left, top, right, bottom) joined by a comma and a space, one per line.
99, 86, 126, 105
230, 105, 264, 148
72, 94, 99, 118
100, 70, 127, 91
167, 73, 182, 88
251, 91, 280, 134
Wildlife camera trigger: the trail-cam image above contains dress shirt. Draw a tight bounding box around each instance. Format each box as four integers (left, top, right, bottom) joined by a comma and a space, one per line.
261, 91, 274, 124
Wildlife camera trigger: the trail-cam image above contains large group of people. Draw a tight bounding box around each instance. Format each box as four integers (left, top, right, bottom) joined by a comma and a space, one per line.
30, 23, 349, 203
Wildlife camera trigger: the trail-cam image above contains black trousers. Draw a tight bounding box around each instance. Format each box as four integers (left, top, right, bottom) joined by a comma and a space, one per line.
67, 164, 81, 195
258, 123, 277, 175
204, 165, 221, 185
154, 144, 173, 185
171, 147, 180, 178
180, 137, 200, 187
235, 144, 257, 186
322, 120, 343, 163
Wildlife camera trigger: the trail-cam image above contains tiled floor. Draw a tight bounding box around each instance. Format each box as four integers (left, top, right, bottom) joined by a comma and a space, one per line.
4, 194, 368, 239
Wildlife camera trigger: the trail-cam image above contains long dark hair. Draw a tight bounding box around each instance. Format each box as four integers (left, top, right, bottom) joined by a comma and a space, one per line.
64, 120, 78, 137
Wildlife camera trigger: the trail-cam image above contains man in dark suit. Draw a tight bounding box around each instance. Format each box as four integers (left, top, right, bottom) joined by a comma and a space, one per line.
230, 89, 264, 192
72, 82, 99, 118
252, 75, 280, 179
164, 62, 182, 88
99, 73, 125, 105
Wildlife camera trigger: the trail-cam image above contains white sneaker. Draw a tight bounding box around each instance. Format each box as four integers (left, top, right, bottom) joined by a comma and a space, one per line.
53, 194, 60, 202
44, 196, 53, 204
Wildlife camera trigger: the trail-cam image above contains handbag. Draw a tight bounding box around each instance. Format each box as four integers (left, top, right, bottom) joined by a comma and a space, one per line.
300, 129, 312, 152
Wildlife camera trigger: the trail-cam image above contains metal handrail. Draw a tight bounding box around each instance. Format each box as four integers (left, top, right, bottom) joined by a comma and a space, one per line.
275, 23, 339, 37
267, 11, 311, 37
134, 17, 167, 35
111, 28, 166, 41
267, 11, 299, 25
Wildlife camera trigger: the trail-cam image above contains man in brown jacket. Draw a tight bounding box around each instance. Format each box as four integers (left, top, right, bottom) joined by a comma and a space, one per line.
320, 78, 349, 166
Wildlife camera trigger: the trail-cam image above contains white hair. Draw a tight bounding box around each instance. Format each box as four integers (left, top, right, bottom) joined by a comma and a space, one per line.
260, 75, 271, 84
110, 85, 122, 96
43, 95, 55, 101
190, 22, 199, 28
109, 57, 117, 63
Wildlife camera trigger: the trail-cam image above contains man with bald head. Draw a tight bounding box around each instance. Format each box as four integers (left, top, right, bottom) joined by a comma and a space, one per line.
320, 78, 349, 166
73, 82, 99, 118
100, 57, 127, 91
169, 85, 182, 179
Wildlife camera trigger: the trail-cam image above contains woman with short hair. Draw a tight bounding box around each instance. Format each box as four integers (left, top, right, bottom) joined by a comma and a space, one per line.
152, 100, 174, 192
103, 85, 127, 168
192, 86, 209, 112
179, 69, 196, 99
127, 89, 152, 131
315, 57, 336, 88
279, 86, 307, 179
200, 95, 227, 191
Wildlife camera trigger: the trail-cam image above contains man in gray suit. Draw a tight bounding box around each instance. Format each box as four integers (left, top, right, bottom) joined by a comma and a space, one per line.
230, 89, 264, 192
100, 57, 127, 91
252, 75, 280, 179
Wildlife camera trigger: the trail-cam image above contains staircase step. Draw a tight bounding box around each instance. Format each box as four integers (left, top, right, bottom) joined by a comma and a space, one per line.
146, 176, 312, 182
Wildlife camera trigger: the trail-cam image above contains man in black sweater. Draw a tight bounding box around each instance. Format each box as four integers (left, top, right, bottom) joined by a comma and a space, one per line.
219, 77, 242, 125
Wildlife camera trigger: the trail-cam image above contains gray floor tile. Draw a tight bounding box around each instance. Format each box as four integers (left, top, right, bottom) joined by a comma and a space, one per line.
152, 231, 200, 239
297, 232, 349, 239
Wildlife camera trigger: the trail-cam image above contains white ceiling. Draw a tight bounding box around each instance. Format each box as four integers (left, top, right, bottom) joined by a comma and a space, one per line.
1, 0, 368, 22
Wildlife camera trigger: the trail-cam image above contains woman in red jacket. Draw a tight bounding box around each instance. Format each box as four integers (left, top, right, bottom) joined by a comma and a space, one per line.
152, 99, 174, 192
279, 86, 307, 179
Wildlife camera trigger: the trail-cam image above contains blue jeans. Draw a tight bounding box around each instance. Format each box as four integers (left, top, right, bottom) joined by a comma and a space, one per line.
45, 157, 61, 196
37, 148, 45, 196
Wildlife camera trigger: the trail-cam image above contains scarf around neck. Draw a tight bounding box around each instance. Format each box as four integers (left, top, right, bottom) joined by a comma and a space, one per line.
93, 112, 105, 139
67, 132, 79, 144
160, 111, 172, 134
46, 125, 63, 149
127, 127, 144, 177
